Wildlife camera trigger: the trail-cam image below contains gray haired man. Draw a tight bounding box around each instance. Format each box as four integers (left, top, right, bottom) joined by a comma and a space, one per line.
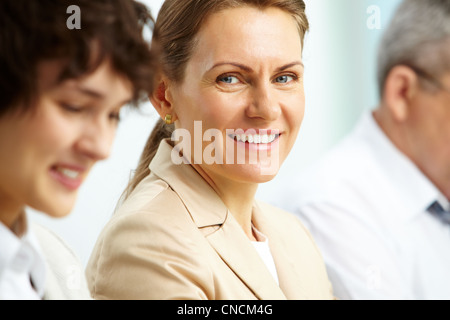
274, 0, 450, 299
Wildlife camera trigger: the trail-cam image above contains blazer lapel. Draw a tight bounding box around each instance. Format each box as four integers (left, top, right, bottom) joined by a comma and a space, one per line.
205, 211, 287, 300
151, 140, 287, 300
253, 202, 309, 300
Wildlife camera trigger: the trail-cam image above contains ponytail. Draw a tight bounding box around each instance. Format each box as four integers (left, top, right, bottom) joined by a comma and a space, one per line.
122, 119, 174, 200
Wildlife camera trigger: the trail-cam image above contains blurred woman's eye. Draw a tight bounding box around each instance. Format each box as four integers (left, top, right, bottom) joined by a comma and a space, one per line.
109, 112, 121, 123
61, 103, 83, 113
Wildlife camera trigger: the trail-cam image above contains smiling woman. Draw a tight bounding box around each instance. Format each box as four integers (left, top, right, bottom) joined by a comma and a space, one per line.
86, 0, 335, 300
0, 60, 133, 219
0, 0, 156, 300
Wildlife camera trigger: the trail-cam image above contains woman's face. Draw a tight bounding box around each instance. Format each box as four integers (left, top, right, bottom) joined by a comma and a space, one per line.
0, 60, 132, 220
170, 6, 305, 185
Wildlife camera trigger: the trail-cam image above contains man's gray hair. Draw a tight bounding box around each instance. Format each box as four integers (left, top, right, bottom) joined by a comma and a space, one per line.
377, 0, 450, 96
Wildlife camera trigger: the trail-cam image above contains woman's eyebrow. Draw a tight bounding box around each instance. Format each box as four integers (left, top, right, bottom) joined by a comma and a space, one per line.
210, 62, 253, 72
275, 61, 304, 72
76, 85, 132, 107
75, 85, 106, 100
58, 81, 107, 100
209, 61, 304, 73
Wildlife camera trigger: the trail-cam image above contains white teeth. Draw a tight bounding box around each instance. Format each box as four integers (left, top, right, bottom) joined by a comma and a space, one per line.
229, 133, 278, 144
57, 168, 80, 179
261, 135, 269, 144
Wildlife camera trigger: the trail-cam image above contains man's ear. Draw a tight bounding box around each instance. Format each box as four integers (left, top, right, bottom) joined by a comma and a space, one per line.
382, 65, 419, 122
149, 76, 178, 122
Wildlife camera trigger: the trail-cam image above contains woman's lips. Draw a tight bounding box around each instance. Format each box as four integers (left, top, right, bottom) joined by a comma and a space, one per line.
49, 164, 85, 191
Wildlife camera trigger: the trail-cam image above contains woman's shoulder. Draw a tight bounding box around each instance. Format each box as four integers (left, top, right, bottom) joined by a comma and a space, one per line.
105, 188, 194, 240
93, 175, 203, 253
114, 174, 174, 216
32, 223, 79, 259
86, 176, 214, 299
255, 200, 302, 225
31, 224, 91, 300
255, 200, 319, 244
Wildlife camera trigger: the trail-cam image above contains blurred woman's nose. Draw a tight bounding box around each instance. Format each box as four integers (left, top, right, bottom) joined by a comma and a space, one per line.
75, 119, 114, 161
245, 83, 281, 121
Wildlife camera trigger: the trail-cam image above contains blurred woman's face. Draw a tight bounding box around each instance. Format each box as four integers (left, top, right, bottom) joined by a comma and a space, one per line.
170, 6, 305, 186
0, 60, 132, 223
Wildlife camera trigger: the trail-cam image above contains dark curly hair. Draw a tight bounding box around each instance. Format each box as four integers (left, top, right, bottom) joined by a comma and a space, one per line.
0, 0, 157, 115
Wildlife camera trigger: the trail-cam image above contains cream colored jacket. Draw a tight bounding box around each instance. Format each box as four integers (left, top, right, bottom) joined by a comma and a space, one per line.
86, 140, 334, 300
33, 224, 91, 300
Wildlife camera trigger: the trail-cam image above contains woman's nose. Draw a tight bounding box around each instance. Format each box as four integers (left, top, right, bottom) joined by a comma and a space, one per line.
75, 120, 114, 161
245, 84, 282, 121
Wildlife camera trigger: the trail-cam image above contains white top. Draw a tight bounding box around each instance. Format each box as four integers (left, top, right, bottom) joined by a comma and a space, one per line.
272, 111, 450, 300
251, 226, 279, 286
0, 216, 46, 300
0, 212, 91, 300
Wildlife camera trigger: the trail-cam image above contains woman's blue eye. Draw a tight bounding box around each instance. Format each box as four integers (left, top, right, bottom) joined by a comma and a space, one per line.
275, 75, 295, 83
218, 75, 240, 84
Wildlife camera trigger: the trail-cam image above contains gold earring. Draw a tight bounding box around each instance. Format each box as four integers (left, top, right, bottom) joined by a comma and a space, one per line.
164, 114, 173, 125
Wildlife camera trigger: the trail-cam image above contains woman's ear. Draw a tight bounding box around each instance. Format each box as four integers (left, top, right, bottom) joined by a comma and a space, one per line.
382, 65, 419, 122
149, 76, 178, 122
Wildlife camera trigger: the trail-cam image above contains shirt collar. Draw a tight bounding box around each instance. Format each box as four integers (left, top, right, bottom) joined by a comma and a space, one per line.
0, 220, 23, 276
0, 212, 47, 298
358, 111, 442, 221
436, 193, 450, 212
149, 139, 229, 228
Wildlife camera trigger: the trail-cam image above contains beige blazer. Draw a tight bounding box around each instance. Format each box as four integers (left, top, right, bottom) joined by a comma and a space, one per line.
86, 140, 334, 300
32, 224, 91, 300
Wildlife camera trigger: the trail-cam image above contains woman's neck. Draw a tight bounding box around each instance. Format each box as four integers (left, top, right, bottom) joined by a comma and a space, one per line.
191, 164, 258, 241
0, 193, 26, 235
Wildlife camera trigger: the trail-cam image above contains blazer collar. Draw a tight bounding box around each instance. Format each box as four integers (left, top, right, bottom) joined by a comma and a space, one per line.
150, 139, 228, 228
150, 140, 286, 299
253, 203, 309, 300
206, 212, 286, 300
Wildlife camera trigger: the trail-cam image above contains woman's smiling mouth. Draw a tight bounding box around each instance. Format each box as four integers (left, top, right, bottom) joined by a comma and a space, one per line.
49, 164, 86, 191
229, 133, 280, 144
227, 130, 281, 144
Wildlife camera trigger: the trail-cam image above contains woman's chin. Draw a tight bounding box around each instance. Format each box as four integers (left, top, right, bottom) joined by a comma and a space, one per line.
221, 163, 280, 184
29, 194, 77, 219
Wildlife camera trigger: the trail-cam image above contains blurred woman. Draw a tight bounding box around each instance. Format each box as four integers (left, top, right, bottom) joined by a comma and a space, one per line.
0, 0, 155, 299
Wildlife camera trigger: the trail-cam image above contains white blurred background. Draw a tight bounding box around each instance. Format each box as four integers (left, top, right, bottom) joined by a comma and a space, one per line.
31, 0, 401, 266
